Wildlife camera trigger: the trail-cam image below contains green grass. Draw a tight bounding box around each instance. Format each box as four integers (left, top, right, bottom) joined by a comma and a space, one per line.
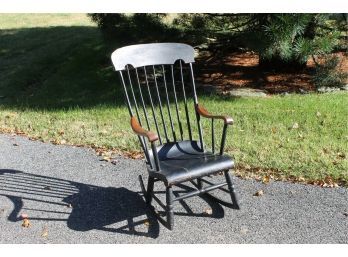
1, 14, 347, 185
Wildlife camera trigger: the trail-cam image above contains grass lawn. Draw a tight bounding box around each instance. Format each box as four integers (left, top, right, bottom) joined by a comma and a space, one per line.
1, 14, 347, 186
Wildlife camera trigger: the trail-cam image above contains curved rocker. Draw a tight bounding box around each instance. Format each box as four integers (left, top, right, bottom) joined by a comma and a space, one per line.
139, 169, 239, 230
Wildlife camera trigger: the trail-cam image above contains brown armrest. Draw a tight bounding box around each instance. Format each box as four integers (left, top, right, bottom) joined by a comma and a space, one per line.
196, 104, 233, 125
130, 116, 159, 142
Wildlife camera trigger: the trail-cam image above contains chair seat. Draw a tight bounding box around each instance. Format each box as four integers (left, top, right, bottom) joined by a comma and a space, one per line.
148, 140, 234, 185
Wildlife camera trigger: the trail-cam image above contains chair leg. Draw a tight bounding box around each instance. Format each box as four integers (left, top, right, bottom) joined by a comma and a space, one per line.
145, 176, 155, 204
139, 175, 175, 230
197, 178, 203, 189
166, 186, 174, 230
224, 170, 240, 209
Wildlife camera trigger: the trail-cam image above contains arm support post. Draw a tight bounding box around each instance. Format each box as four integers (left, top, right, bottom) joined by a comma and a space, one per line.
195, 104, 233, 155
131, 116, 160, 170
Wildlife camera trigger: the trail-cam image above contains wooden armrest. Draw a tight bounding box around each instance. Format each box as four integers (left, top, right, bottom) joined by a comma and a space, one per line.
130, 116, 159, 142
196, 104, 233, 125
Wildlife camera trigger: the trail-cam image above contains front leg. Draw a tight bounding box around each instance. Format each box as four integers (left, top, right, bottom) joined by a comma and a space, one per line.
166, 186, 174, 230
145, 176, 155, 204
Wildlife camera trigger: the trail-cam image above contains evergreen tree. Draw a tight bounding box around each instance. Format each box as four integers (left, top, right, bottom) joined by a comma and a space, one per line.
247, 14, 340, 70
89, 13, 344, 71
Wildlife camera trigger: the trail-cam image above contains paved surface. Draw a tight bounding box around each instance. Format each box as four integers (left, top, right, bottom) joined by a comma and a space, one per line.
0, 134, 347, 243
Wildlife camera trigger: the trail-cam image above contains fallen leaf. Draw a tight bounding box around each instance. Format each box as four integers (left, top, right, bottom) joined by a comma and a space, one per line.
144, 219, 150, 226
99, 130, 108, 136
253, 190, 264, 196
60, 139, 67, 144
337, 152, 346, 159
22, 218, 30, 228
101, 156, 111, 162
324, 176, 334, 184
322, 148, 329, 154
51, 139, 59, 145
244, 164, 251, 170
111, 160, 119, 165
271, 127, 277, 134
41, 226, 48, 237
4, 112, 17, 119
126, 151, 143, 159
292, 122, 299, 129
240, 227, 248, 234
298, 176, 306, 182
203, 208, 213, 215
317, 176, 339, 188
262, 175, 270, 184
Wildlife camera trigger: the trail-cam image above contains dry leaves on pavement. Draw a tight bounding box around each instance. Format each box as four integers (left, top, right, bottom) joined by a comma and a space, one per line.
203, 208, 213, 215
253, 190, 264, 196
21, 213, 30, 228
262, 175, 271, 184
144, 219, 150, 226
22, 218, 30, 228
41, 226, 48, 237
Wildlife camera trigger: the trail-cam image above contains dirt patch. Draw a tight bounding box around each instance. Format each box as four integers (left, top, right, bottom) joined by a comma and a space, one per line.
195, 49, 348, 94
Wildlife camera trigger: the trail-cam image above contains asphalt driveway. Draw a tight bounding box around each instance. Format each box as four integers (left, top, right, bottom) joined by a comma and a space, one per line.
0, 134, 347, 243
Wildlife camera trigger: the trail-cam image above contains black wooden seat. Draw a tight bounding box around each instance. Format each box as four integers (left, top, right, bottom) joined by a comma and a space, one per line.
148, 140, 234, 185
111, 43, 240, 230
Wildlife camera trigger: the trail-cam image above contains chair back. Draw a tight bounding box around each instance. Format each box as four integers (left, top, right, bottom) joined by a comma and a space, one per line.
111, 43, 204, 149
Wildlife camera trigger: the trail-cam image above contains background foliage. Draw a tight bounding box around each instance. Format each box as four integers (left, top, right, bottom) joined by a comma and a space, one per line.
89, 13, 347, 86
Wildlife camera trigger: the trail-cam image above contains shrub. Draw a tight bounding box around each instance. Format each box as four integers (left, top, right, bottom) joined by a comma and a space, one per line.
88, 14, 175, 43
245, 14, 341, 70
312, 55, 348, 88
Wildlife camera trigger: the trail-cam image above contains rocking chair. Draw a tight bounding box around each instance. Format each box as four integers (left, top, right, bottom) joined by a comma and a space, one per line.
111, 43, 240, 230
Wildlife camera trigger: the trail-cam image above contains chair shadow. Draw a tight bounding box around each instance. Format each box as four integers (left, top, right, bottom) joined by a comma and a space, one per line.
0, 169, 225, 238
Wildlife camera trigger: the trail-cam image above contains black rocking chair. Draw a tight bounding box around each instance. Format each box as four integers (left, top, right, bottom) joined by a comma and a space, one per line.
111, 43, 240, 230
